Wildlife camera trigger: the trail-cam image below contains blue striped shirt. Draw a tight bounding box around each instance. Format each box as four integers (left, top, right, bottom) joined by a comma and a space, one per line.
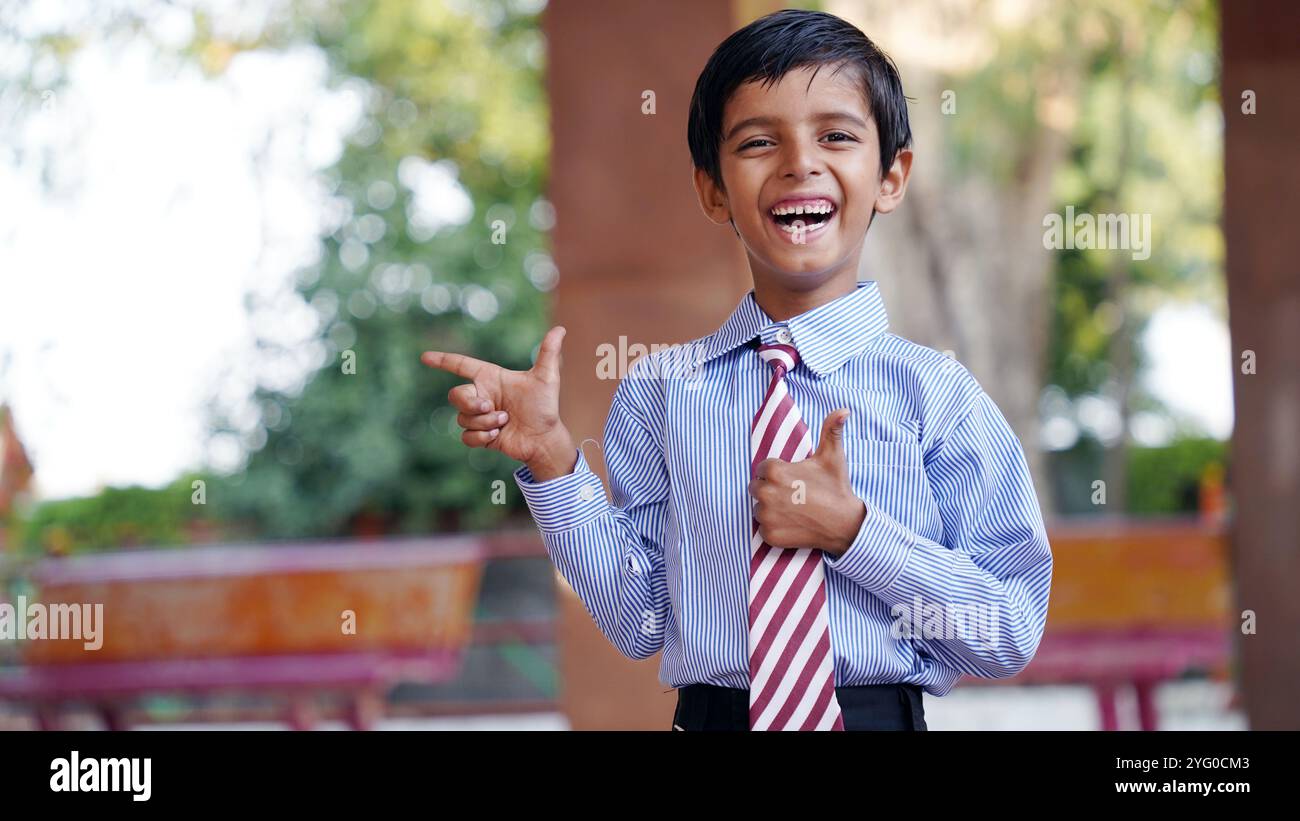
514, 279, 1053, 696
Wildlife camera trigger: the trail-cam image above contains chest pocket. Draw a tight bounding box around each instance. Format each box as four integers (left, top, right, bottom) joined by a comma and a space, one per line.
844, 436, 924, 468
834, 387, 920, 445
842, 435, 936, 532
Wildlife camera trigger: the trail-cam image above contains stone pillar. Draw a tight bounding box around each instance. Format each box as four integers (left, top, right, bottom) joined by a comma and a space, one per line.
1222, 0, 1300, 729
543, 0, 760, 729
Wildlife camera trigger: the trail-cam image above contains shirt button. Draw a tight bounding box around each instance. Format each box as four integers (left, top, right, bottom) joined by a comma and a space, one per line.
776, 327, 792, 344
578, 484, 595, 502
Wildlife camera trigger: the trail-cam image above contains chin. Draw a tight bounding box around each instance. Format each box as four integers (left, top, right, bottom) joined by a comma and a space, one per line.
773, 246, 838, 272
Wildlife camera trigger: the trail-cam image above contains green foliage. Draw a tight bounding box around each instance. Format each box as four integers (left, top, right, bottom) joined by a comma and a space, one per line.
1048, 435, 1227, 516
1042, 0, 1222, 406
1127, 436, 1226, 515
16, 475, 213, 555
204, 0, 552, 539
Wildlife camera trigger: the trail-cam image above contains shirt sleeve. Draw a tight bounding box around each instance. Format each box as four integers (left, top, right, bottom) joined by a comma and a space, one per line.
824, 391, 1054, 679
513, 383, 670, 661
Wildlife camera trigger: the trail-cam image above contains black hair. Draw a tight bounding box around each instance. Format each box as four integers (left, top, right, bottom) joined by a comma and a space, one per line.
687, 9, 912, 191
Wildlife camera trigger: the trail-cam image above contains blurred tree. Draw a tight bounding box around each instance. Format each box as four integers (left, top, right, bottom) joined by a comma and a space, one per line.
832, 0, 1221, 515
1046, 0, 1221, 514
1, 0, 553, 539
199, 0, 554, 537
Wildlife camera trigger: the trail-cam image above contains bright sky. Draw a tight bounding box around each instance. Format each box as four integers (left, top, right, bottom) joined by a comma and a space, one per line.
0, 34, 360, 499
1142, 303, 1234, 440
0, 16, 1234, 501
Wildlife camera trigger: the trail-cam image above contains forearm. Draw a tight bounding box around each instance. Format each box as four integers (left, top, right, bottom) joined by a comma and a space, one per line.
828, 500, 1053, 678
544, 515, 669, 660
514, 448, 669, 661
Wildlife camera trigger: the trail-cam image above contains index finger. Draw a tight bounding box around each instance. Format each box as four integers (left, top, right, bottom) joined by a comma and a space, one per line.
421, 350, 489, 380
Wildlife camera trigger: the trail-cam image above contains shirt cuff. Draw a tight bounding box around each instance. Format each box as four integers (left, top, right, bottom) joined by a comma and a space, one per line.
513, 447, 610, 533
824, 498, 915, 593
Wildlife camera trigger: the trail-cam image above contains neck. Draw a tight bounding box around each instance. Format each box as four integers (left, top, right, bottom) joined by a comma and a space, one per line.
751, 269, 859, 322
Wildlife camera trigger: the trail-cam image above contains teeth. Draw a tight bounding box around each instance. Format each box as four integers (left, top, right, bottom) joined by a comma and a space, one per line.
769, 201, 835, 216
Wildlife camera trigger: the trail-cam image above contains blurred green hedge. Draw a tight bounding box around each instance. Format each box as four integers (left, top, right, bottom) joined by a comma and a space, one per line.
1127, 436, 1228, 515
1049, 435, 1228, 516
14, 474, 215, 555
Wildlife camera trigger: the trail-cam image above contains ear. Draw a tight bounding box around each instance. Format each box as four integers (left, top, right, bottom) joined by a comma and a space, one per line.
692, 165, 733, 226
872, 147, 913, 216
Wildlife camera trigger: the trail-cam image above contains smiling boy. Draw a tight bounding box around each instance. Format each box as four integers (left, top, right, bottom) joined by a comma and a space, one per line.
423, 9, 1053, 731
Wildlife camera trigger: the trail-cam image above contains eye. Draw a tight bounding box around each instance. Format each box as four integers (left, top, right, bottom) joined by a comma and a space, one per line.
740, 138, 773, 150
823, 131, 857, 143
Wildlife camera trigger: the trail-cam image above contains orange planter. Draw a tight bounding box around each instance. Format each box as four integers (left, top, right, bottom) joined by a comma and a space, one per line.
17, 539, 483, 665
1044, 518, 1231, 630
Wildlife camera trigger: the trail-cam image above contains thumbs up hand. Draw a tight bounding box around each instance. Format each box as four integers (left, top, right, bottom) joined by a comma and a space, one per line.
422, 325, 577, 479
747, 408, 869, 558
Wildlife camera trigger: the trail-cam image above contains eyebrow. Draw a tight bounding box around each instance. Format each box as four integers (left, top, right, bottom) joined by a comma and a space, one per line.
725, 111, 869, 141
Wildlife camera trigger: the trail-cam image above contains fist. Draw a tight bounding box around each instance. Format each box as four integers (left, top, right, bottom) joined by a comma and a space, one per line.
747, 408, 867, 557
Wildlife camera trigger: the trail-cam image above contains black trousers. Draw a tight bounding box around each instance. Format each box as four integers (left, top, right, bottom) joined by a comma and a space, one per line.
671, 682, 927, 731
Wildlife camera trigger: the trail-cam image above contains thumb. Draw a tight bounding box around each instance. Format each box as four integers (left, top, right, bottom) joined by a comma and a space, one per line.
816, 408, 850, 465
532, 325, 566, 383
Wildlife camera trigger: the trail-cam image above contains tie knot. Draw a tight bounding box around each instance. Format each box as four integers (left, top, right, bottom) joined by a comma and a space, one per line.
757, 342, 800, 375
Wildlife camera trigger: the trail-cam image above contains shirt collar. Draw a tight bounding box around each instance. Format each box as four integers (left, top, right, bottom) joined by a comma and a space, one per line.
695, 279, 890, 377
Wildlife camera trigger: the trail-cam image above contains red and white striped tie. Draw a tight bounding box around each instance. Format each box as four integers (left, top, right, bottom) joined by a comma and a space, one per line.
748, 342, 845, 731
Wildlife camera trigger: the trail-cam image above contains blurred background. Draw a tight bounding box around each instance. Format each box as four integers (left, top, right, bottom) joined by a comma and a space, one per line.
0, 0, 1295, 730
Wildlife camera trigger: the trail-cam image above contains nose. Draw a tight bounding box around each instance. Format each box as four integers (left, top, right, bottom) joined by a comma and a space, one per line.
779, 136, 823, 180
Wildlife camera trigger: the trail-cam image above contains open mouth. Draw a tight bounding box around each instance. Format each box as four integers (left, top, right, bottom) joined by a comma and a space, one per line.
768, 199, 837, 239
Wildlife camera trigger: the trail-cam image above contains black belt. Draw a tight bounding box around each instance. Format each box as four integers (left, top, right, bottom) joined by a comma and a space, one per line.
672, 681, 926, 731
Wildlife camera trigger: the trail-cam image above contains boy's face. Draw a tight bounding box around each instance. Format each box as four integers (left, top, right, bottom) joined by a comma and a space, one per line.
694, 62, 911, 289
